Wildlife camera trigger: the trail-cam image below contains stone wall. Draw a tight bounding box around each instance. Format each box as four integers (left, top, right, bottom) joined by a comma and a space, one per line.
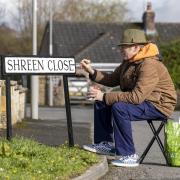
0, 81, 6, 128
39, 76, 47, 105
39, 76, 65, 106
53, 84, 65, 106
0, 80, 27, 129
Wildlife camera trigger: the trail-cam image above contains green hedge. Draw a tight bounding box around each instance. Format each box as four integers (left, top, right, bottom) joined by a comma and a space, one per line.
160, 41, 180, 90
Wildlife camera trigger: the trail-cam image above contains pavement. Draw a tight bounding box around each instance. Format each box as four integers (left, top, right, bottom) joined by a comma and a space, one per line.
1, 105, 180, 179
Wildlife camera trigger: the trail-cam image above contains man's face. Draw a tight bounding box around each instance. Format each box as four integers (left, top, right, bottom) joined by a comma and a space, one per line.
120, 45, 141, 60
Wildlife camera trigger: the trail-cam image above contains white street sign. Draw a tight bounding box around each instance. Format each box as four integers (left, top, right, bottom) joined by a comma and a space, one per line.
4, 57, 76, 74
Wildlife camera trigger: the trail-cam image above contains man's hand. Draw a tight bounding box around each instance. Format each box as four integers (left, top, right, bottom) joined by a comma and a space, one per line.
87, 86, 104, 101
80, 59, 94, 75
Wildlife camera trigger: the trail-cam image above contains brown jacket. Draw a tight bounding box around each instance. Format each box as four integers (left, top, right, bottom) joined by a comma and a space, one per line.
91, 57, 177, 117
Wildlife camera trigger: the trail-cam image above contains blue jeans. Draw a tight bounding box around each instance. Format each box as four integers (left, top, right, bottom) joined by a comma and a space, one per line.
94, 101, 167, 156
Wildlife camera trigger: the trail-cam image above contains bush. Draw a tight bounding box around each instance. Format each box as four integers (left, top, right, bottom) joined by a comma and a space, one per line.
160, 40, 180, 90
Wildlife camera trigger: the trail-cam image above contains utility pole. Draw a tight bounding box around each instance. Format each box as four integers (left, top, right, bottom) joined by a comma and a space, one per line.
48, 0, 53, 106
31, 0, 39, 119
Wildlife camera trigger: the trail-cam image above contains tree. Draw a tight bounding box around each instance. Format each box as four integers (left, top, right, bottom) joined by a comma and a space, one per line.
7, 0, 127, 55
54, 0, 127, 23
13, 0, 127, 30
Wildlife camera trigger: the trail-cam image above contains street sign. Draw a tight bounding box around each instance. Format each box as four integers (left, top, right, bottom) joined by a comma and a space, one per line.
4, 57, 75, 74
2, 56, 75, 146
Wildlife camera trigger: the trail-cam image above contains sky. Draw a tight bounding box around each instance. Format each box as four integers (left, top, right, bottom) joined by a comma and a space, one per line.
126, 0, 180, 22
0, 0, 180, 29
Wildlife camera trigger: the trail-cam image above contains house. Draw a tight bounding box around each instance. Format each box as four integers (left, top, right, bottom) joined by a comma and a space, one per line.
39, 2, 180, 105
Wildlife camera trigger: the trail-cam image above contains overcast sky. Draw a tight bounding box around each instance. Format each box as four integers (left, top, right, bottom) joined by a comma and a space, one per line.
0, 0, 180, 28
126, 0, 180, 22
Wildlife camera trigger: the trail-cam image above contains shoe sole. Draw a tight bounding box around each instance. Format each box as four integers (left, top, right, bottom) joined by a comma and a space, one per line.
111, 162, 139, 167
82, 145, 115, 156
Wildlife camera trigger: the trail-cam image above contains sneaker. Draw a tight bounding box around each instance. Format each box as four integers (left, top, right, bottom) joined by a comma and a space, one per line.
111, 154, 139, 167
82, 141, 116, 156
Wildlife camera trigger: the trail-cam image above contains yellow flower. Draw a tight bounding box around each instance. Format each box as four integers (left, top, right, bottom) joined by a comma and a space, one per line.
12, 169, 17, 173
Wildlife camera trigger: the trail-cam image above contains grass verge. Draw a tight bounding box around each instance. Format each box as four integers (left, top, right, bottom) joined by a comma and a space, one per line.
0, 137, 99, 179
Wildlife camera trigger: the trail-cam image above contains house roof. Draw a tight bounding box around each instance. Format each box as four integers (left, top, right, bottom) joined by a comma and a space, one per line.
39, 21, 180, 63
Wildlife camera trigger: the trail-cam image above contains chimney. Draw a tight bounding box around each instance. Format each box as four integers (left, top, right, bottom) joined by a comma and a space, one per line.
142, 2, 157, 35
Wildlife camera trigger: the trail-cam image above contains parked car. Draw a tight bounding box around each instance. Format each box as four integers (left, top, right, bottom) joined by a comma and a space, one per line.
68, 77, 89, 100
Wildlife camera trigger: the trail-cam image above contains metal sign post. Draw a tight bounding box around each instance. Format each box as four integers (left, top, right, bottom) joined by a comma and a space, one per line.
63, 75, 74, 146
3, 56, 75, 146
5, 76, 12, 140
